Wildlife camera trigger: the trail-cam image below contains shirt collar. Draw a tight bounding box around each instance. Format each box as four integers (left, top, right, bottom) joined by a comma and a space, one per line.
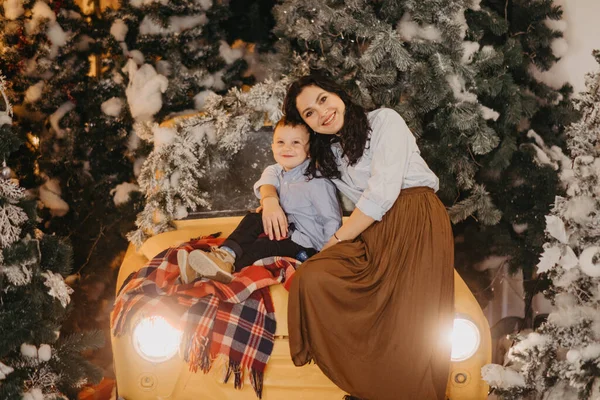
280, 158, 310, 180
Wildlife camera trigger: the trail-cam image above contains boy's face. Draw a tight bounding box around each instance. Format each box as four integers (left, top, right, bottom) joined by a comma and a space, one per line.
271, 124, 310, 171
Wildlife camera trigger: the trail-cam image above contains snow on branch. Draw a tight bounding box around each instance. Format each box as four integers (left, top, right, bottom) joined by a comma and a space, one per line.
127, 65, 308, 247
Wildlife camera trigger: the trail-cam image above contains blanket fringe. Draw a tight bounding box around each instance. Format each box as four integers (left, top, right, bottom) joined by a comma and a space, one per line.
222, 360, 264, 399
249, 368, 264, 399
224, 359, 243, 389
186, 334, 212, 373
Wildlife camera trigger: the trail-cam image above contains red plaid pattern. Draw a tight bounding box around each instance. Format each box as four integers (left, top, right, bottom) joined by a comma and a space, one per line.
111, 237, 299, 398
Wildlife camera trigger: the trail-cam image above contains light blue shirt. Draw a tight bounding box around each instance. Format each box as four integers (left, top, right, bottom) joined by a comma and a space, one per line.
332, 108, 439, 221
253, 159, 342, 251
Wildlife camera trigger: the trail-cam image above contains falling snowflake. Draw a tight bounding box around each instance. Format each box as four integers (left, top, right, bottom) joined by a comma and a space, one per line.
41, 271, 73, 308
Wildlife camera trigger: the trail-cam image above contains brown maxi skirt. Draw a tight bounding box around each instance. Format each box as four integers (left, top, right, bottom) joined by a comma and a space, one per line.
288, 187, 454, 400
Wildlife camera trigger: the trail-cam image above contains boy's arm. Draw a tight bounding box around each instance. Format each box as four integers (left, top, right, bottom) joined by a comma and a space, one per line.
253, 164, 280, 198
254, 165, 288, 240
309, 178, 343, 244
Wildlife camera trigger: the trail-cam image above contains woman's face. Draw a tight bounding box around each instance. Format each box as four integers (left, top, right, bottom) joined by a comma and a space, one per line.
295, 85, 346, 135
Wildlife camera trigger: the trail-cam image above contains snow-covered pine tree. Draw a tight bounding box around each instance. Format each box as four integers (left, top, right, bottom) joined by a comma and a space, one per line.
127, 70, 304, 246
104, 0, 303, 244
0, 74, 103, 400
103, 0, 253, 124
51, 15, 143, 336
98, 0, 268, 245
483, 50, 600, 400
1, 0, 141, 337
0, 0, 93, 192
455, 0, 580, 314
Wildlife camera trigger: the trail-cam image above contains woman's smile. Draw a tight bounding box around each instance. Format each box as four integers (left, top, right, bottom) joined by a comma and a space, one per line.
321, 111, 336, 126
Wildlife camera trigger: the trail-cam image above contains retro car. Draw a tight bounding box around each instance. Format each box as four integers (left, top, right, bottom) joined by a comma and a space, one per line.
111, 125, 491, 399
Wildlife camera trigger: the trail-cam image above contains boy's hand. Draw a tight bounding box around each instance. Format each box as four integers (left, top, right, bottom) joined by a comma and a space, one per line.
261, 197, 288, 240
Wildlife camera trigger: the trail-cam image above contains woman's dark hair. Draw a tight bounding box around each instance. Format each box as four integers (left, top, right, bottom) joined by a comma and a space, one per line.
282, 74, 371, 180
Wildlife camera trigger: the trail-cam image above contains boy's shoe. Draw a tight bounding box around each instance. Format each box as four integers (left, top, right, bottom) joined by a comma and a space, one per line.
177, 249, 199, 284
188, 247, 234, 284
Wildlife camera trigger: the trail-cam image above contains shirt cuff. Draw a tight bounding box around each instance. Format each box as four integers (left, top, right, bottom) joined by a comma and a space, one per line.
253, 176, 280, 199
356, 196, 385, 221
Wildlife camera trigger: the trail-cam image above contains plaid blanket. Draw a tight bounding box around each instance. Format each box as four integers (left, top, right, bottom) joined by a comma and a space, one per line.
111, 237, 299, 398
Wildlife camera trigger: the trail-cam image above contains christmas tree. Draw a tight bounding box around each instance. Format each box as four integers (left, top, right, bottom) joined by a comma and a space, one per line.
98, 0, 297, 244
0, 0, 141, 337
102, 0, 253, 124
270, 0, 579, 309
482, 50, 600, 399
456, 0, 580, 315
0, 0, 95, 191
0, 74, 103, 400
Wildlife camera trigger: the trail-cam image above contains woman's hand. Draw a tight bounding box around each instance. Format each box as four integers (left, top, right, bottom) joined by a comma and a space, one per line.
321, 236, 339, 251
261, 197, 288, 240
320, 208, 376, 251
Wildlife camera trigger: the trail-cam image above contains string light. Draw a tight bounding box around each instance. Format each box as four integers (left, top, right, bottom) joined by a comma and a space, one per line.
27, 133, 40, 149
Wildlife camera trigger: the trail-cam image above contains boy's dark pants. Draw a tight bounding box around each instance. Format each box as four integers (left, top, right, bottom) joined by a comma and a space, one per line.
222, 212, 316, 272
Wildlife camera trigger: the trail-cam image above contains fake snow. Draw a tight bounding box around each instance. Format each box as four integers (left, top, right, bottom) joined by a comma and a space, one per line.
397, 13, 441, 42
152, 126, 177, 148
101, 97, 124, 117
481, 364, 526, 388
138, 15, 207, 36
25, 1, 55, 35
480, 105, 500, 121
124, 61, 168, 121
110, 19, 128, 42
24, 81, 44, 103
49, 102, 75, 138
39, 178, 69, 217
111, 182, 139, 206
219, 41, 243, 65
194, 90, 216, 110
3, 0, 24, 20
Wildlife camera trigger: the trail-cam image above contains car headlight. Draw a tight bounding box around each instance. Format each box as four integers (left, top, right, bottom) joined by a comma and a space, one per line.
450, 316, 481, 362
132, 316, 182, 362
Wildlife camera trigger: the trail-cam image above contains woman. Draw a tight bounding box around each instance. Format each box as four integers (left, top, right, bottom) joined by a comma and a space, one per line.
258, 75, 454, 400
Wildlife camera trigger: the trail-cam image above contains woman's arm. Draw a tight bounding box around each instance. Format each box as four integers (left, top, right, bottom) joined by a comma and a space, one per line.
322, 109, 414, 250
354, 109, 415, 220
259, 184, 288, 240
321, 207, 375, 251
308, 178, 343, 247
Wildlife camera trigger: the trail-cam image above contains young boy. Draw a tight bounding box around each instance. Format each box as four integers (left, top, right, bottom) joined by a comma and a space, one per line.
178, 117, 342, 283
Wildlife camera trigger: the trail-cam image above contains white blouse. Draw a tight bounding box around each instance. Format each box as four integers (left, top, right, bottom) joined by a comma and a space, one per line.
331, 108, 439, 221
